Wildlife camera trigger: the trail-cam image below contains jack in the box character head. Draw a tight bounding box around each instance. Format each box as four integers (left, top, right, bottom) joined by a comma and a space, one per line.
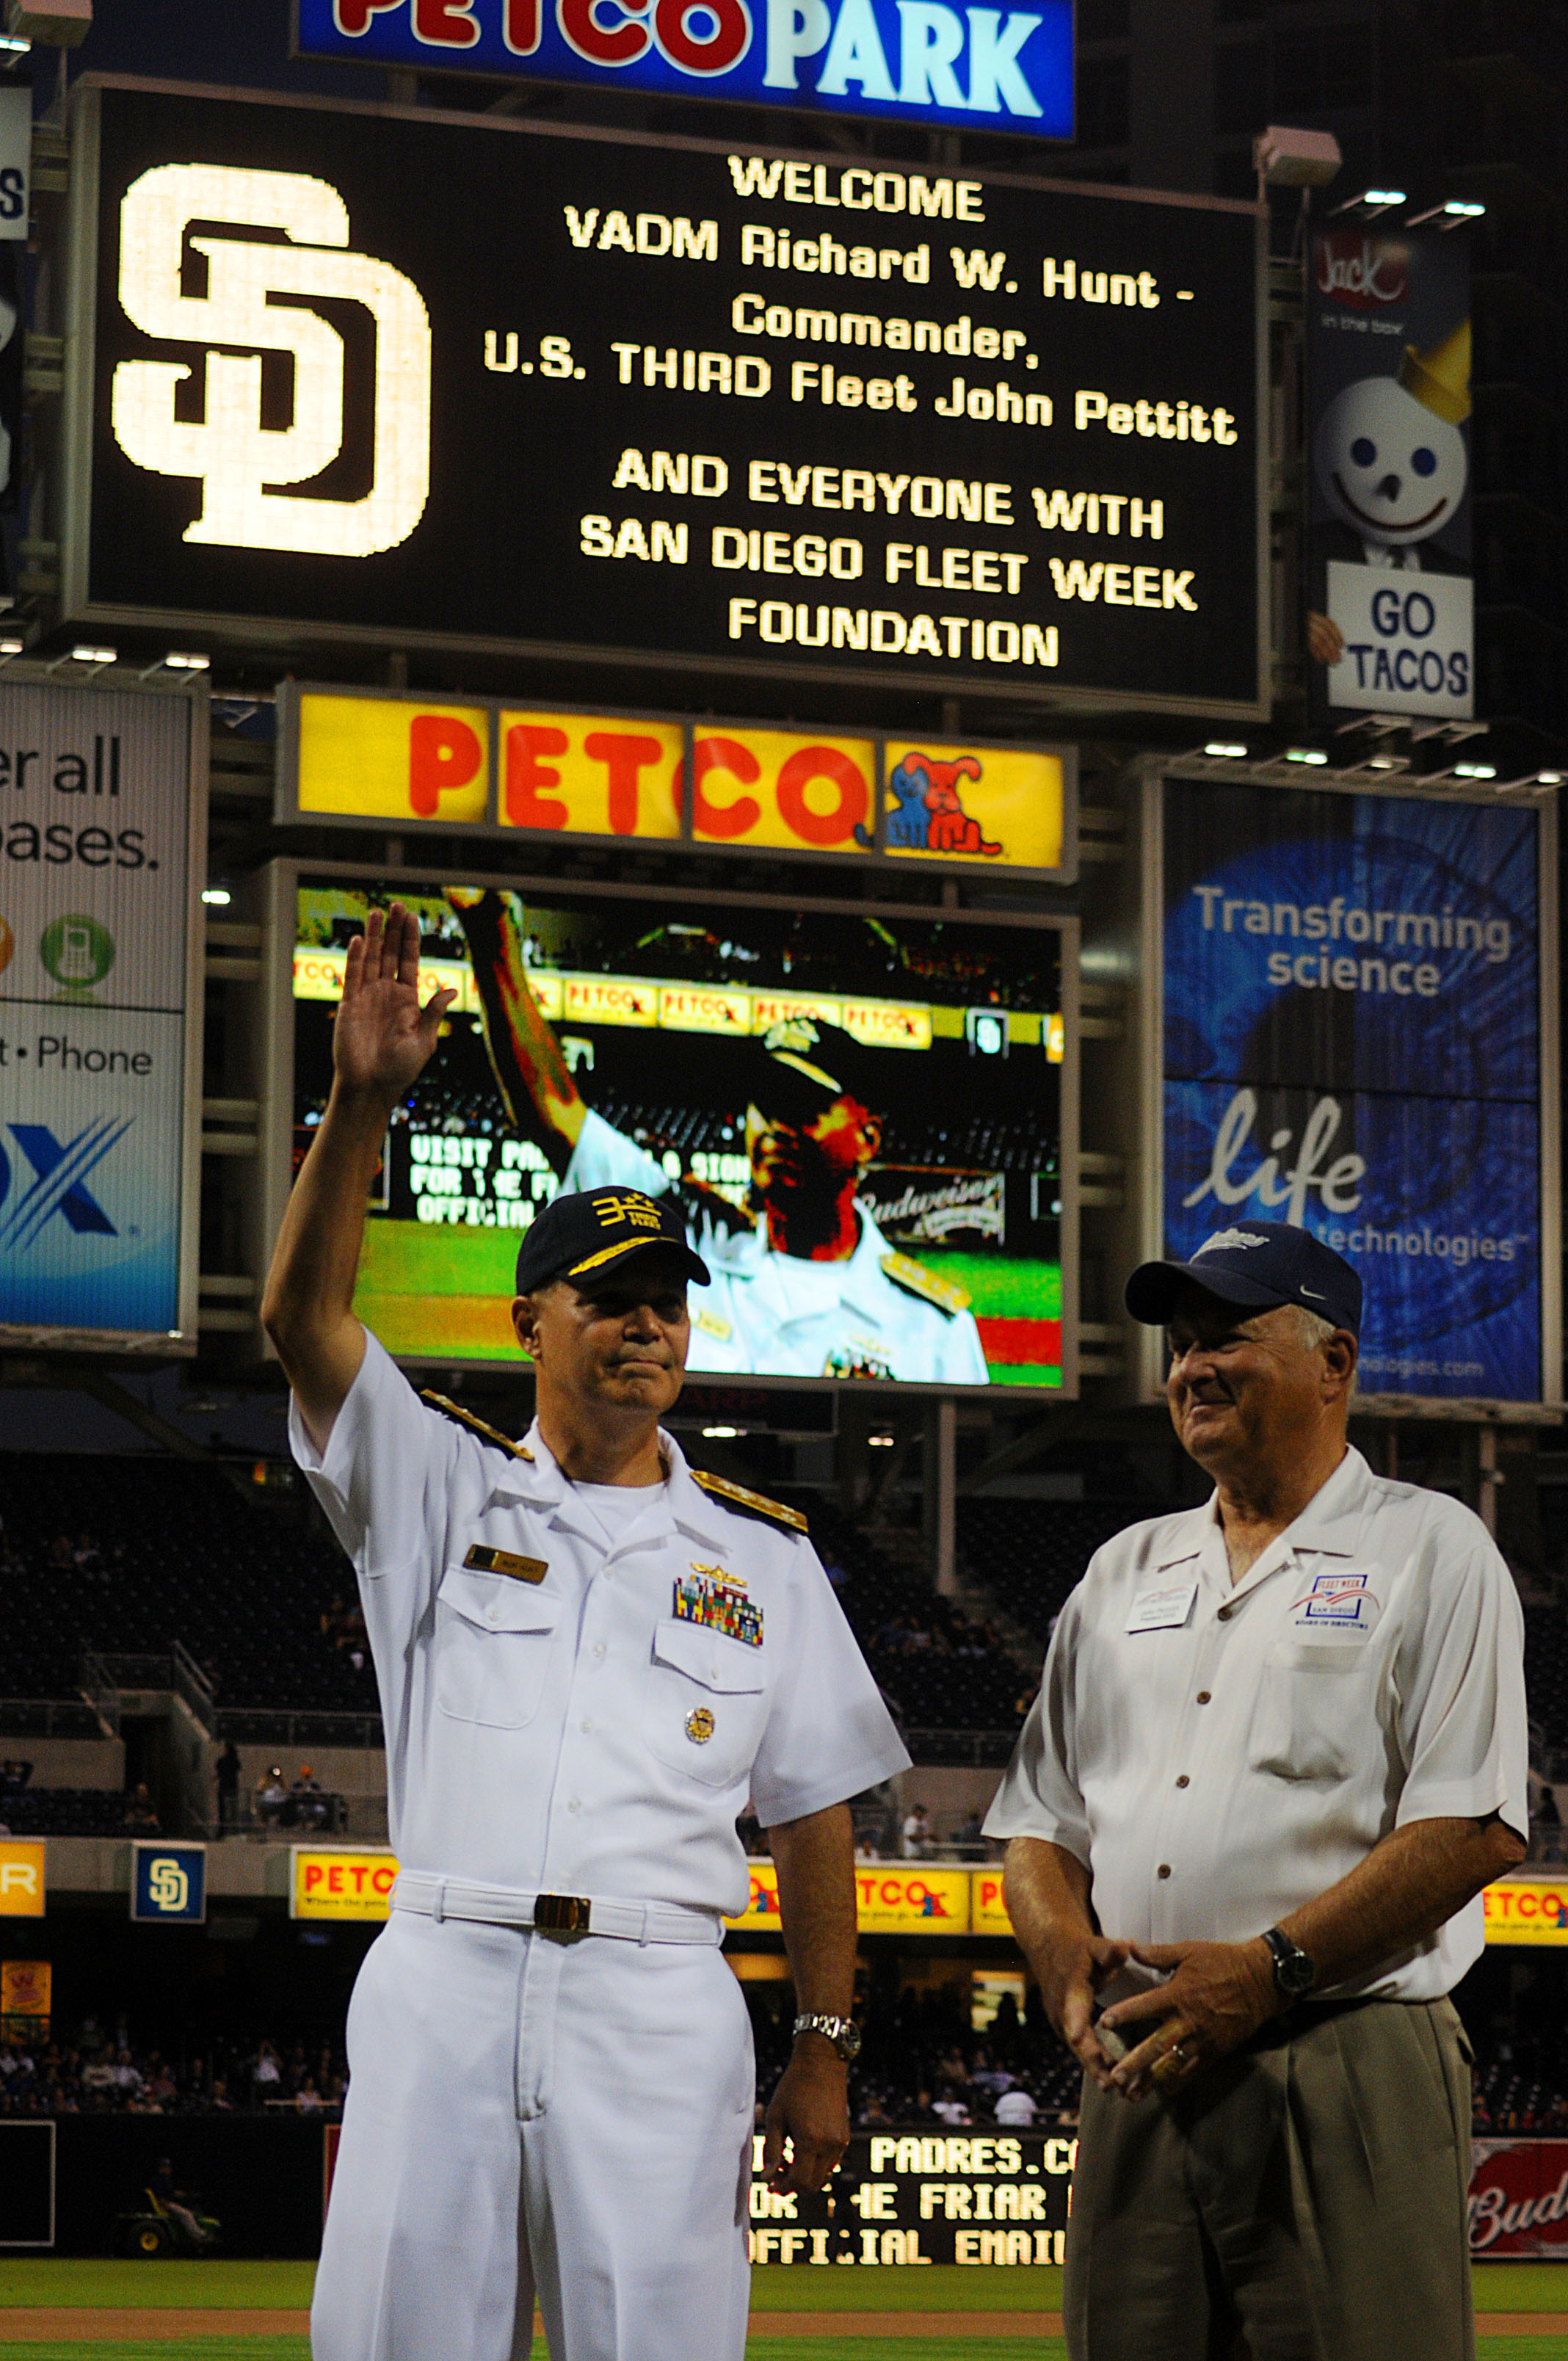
1314, 319, 1470, 554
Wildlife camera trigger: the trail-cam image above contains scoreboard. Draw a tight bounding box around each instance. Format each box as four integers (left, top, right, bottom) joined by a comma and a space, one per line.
65, 80, 1265, 717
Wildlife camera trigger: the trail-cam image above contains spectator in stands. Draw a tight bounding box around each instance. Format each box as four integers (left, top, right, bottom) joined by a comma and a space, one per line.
901, 1803, 932, 1860
1535, 1784, 1564, 1864
291, 1766, 330, 1831
995, 2084, 1038, 2126
931, 2086, 970, 2125
953, 1809, 984, 1857
0, 1759, 31, 1796
250, 2042, 283, 2105
297, 2074, 324, 2113
122, 1784, 159, 1834
215, 1741, 242, 1832
254, 1766, 288, 1827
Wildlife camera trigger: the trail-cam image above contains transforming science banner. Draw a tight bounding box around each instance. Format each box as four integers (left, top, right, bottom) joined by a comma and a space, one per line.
1306, 225, 1473, 724
1163, 777, 1545, 1404
294, 877, 1069, 1389
0, 686, 198, 1346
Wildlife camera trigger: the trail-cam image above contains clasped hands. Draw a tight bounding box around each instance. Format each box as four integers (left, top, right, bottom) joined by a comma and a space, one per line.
1047, 1931, 1281, 2103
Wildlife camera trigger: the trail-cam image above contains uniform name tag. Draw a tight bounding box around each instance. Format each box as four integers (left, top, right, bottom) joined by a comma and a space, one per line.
1125, 1581, 1198, 1634
464, 1545, 548, 1584
674, 1573, 763, 1647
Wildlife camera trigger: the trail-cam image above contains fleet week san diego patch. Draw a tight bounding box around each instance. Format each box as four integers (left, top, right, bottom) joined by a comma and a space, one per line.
673, 1571, 764, 1647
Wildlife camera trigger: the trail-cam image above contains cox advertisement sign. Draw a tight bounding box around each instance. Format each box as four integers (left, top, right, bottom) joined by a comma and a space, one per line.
0, 686, 202, 1349
1163, 775, 1552, 1405
296, 0, 1074, 139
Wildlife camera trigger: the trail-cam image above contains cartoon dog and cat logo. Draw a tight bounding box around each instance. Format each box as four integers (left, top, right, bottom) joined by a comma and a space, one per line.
857, 751, 1003, 858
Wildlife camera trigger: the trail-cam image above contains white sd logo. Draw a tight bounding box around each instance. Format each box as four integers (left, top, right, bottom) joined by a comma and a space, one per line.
112, 164, 431, 558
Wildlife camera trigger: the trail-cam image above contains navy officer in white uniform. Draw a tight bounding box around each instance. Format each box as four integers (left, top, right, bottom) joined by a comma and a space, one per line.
262, 902, 910, 2361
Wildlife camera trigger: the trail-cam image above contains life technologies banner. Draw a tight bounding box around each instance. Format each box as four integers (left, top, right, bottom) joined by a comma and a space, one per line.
1163, 777, 1542, 1403
1306, 223, 1473, 723
0, 686, 194, 1341
294, 880, 1066, 1387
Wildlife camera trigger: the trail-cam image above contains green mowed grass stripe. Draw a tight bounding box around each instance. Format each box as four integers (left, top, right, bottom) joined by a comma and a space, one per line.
749, 2266, 1062, 2310
0, 2263, 318, 2308
1475, 2265, 1568, 2310
0, 2345, 311, 2360
1478, 2345, 1568, 2360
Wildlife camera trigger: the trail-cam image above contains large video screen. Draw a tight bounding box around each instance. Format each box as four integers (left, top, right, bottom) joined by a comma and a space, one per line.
294, 877, 1067, 1389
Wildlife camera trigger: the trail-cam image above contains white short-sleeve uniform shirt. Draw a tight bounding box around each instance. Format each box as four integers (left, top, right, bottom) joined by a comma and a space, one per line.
290, 1334, 910, 1915
985, 1446, 1528, 1998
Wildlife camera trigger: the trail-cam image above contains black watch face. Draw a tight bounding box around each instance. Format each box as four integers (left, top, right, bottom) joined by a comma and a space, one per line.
1278, 1949, 1315, 1996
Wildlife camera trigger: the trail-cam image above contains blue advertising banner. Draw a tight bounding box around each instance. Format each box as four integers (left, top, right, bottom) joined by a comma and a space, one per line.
1164, 777, 1542, 1403
0, 687, 196, 1345
130, 1843, 207, 1926
294, 0, 1074, 138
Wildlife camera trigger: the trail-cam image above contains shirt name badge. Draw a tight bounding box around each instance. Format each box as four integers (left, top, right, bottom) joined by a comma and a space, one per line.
1125, 1581, 1198, 1634
1291, 1571, 1379, 1631
464, 1544, 548, 1585
673, 1571, 763, 1647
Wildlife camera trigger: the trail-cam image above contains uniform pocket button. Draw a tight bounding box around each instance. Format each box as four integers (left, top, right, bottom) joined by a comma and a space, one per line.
487, 1608, 501, 1623
580, 1719, 593, 1733
1196, 1691, 1211, 1705
1157, 1864, 1172, 1879
1175, 1775, 1190, 1789
592, 1643, 606, 1659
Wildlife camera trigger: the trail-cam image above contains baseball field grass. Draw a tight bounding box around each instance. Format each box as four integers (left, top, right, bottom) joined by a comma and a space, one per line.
0, 2261, 1565, 2356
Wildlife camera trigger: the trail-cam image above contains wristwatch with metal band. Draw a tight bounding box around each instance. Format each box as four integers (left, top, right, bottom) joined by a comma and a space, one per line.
1260, 1925, 1315, 1998
793, 2013, 862, 2061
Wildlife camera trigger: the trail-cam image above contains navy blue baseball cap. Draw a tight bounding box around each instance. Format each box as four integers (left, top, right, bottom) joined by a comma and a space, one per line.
515, 1185, 710, 1296
1125, 1222, 1362, 1335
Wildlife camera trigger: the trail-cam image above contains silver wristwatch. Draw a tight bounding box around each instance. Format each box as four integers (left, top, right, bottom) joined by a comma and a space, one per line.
793, 2012, 862, 2061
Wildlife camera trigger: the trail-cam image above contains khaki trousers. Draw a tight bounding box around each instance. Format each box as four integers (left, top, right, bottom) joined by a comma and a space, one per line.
1064, 1998, 1475, 2361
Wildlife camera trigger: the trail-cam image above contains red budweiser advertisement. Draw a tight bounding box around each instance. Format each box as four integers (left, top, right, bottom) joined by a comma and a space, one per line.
1470, 2141, 1568, 2257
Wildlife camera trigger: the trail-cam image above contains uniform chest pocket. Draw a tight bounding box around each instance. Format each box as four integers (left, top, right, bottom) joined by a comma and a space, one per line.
645, 1617, 769, 1789
1248, 1640, 1371, 1783
435, 1566, 563, 1730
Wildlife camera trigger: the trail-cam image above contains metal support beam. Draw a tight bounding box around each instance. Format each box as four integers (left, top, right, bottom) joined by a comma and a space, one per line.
926, 1396, 958, 1596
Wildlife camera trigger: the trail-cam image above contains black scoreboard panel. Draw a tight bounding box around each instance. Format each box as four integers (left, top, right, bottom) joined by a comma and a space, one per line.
748, 2130, 1074, 2266
70, 80, 1264, 714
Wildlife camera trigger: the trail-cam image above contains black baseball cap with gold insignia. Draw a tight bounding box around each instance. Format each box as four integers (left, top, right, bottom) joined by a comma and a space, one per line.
747, 1015, 882, 1124
515, 1186, 711, 1296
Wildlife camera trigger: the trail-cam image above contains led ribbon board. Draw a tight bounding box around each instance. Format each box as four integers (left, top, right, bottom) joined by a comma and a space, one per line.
69, 81, 1265, 717
294, 0, 1074, 142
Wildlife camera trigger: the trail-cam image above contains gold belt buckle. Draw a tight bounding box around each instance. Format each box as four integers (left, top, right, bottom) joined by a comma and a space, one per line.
533, 1892, 592, 1935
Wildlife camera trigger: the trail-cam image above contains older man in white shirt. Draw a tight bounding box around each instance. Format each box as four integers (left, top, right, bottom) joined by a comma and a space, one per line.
986, 1219, 1527, 2361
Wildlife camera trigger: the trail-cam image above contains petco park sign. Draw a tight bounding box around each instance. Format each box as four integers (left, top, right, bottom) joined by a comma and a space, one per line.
279, 685, 1074, 880
296, 0, 1074, 138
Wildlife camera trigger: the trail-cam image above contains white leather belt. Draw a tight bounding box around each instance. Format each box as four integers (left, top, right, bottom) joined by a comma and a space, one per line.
391, 1871, 724, 1946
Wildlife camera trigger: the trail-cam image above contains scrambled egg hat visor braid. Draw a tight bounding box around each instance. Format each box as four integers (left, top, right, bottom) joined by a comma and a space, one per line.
515, 1185, 711, 1296
1125, 1220, 1363, 1335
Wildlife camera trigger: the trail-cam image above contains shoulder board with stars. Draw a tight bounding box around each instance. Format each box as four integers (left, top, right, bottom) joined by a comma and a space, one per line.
420, 1390, 535, 1462
692, 1470, 808, 1535
879, 1252, 972, 1319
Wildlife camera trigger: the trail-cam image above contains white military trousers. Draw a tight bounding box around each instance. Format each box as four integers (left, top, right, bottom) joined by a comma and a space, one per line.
312, 1911, 755, 2361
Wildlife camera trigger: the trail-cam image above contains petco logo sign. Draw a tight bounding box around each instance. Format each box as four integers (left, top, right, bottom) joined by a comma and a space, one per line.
300, 0, 1073, 136
0, 1120, 127, 1253
131, 1843, 207, 1924
112, 165, 431, 558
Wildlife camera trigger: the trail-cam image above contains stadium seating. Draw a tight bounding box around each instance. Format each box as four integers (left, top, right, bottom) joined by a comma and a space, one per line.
0, 1453, 378, 1719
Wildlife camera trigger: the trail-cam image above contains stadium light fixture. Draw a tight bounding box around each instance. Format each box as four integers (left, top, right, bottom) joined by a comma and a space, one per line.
142, 649, 211, 679
1332, 188, 1407, 216
48, 642, 116, 675
1537, 771, 1566, 786
1407, 198, 1485, 229
1285, 747, 1329, 766
0, 635, 23, 661
201, 887, 232, 907
0, 34, 31, 53
702, 1424, 741, 1439
1203, 741, 1247, 758
868, 1433, 896, 1448
1453, 762, 1498, 780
